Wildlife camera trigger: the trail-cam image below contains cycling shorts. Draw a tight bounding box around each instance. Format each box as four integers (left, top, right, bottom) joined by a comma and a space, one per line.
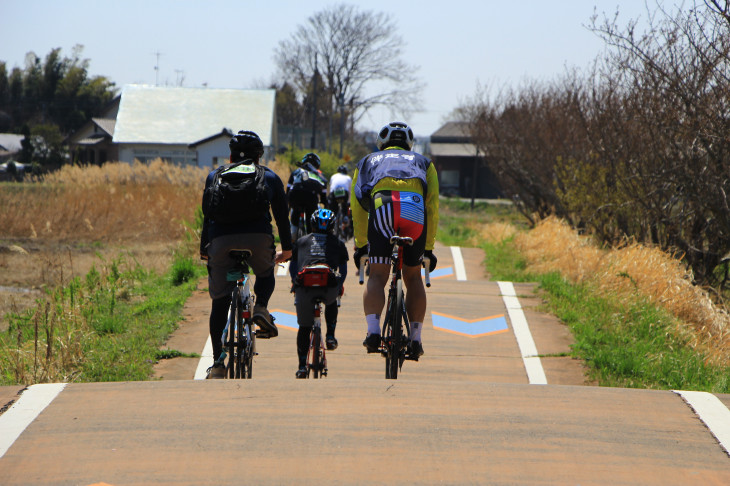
367, 190, 426, 267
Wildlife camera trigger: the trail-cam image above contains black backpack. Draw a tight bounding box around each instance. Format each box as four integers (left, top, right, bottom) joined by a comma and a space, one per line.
203, 161, 270, 224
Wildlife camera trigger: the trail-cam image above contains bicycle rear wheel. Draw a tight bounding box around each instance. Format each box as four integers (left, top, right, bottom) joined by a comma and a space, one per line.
310, 326, 322, 379
242, 318, 255, 379
384, 280, 404, 379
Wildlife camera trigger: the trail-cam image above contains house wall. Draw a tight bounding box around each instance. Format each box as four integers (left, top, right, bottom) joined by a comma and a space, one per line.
434, 156, 503, 199
195, 138, 230, 169
119, 144, 198, 166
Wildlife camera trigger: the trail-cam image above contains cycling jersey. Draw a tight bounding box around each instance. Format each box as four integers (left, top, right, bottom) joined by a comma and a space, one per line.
351, 148, 439, 253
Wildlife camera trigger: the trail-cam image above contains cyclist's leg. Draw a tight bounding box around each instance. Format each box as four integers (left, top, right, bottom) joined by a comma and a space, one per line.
362, 191, 396, 345
206, 235, 243, 360
209, 295, 230, 361
393, 191, 427, 350
294, 287, 314, 374
234, 233, 278, 336
322, 286, 339, 348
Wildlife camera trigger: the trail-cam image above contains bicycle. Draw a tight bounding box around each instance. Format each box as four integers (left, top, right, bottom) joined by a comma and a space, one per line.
359, 236, 431, 379
295, 264, 336, 379
219, 249, 257, 379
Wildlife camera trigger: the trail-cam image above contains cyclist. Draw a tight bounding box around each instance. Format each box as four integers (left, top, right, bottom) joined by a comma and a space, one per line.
289, 208, 349, 378
328, 165, 353, 239
351, 122, 439, 358
286, 152, 328, 242
200, 130, 292, 379
327, 164, 352, 210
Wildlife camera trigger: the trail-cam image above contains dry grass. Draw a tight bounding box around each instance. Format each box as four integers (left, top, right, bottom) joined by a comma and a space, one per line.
1, 160, 208, 242
514, 216, 730, 365
0, 158, 292, 328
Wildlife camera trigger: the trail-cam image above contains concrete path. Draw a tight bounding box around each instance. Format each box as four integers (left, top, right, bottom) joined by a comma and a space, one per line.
1, 243, 729, 485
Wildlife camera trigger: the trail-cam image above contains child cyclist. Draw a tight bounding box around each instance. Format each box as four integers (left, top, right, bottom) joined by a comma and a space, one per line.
289, 208, 349, 378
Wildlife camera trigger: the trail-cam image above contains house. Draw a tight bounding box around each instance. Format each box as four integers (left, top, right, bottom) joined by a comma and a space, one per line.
188, 128, 234, 169
0, 133, 24, 163
67, 85, 277, 168
429, 121, 503, 199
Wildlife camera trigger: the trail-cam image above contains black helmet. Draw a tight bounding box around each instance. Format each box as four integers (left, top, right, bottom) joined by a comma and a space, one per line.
311, 208, 335, 233
301, 152, 321, 170
376, 122, 414, 150
229, 130, 264, 161
337, 165, 348, 174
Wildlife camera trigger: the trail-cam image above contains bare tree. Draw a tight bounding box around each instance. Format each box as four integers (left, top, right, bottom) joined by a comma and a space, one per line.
274, 3, 424, 132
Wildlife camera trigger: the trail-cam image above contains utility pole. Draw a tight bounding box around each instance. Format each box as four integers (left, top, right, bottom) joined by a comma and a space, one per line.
310, 53, 318, 149
339, 93, 345, 158
153, 51, 163, 86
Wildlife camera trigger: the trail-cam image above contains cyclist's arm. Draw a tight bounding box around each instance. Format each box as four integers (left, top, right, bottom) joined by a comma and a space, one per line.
425, 163, 440, 251
350, 167, 369, 249
267, 170, 293, 251
288, 245, 298, 283
200, 171, 215, 257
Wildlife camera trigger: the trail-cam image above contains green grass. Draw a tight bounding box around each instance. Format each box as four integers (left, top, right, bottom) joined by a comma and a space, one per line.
0, 252, 206, 385
438, 201, 730, 393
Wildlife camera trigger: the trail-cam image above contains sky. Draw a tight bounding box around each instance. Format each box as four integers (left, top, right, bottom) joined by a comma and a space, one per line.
1, 0, 664, 137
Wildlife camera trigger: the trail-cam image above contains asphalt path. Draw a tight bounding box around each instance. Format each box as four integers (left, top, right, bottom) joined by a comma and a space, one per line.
1, 243, 729, 485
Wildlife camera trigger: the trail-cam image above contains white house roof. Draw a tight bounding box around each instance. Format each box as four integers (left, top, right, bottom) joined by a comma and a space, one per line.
0, 134, 24, 152
112, 85, 275, 146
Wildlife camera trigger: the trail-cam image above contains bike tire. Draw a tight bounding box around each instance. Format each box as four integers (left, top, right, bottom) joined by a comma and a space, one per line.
384, 280, 403, 379
243, 315, 255, 379
228, 288, 240, 379
311, 327, 322, 379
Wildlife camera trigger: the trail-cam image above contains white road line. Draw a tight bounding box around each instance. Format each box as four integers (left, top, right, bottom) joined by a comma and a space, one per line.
450, 246, 467, 281
277, 261, 290, 276
194, 335, 215, 380
674, 390, 730, 456
498, 281, 547, 385
0, 383, 66, 458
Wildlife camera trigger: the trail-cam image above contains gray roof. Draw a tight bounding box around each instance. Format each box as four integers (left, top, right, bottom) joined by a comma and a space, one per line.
92, 117, 116, 136
112, 85, 276, 146
0, 134, 24, 152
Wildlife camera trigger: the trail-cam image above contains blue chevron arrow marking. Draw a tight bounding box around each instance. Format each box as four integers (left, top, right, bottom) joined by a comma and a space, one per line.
421, 266, 454, 279
270, 309, 299, 330
431, 311, 508, 337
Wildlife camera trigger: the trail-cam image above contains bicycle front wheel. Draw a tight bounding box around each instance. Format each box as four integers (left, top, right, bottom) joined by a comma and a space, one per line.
384, 280, 404, 379
227, 288, 241, 379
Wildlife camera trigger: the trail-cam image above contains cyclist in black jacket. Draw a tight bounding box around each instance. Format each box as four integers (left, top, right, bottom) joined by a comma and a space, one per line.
200, 130, 292, 379
289, 208, 349, 378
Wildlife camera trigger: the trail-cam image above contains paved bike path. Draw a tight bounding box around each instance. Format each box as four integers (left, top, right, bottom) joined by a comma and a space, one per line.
1, 243, 729, 484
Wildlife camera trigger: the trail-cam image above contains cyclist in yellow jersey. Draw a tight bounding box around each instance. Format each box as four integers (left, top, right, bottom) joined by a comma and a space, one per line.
350, 122, 439, 358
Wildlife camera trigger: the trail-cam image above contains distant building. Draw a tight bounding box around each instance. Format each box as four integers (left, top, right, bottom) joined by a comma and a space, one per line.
429, 121, 503, 199
67, 85, 277, 168
0, 133, 24, 163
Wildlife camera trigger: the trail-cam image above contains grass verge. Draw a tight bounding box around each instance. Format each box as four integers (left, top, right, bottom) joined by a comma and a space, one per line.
440, 200, 730, 393
0, 252, 206, 385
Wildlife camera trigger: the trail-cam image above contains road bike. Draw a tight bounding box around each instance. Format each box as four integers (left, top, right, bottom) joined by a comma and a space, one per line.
359, 236, 431, 379
219, 249, 257, 379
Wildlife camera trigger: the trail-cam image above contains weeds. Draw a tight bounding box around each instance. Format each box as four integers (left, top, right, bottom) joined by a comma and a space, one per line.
0, 251, 205, 385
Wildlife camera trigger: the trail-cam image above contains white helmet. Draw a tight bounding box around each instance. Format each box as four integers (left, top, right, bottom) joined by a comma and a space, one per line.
376, 121, 414, 150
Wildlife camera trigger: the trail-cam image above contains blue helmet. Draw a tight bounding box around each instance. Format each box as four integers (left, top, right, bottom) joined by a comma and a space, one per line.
311, 208, 335, 233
